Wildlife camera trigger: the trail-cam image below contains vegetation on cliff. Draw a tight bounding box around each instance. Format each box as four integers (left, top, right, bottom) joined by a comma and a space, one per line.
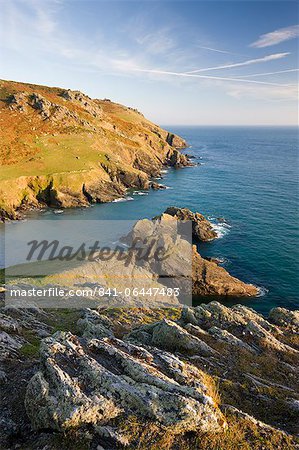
0, 80, 188, 219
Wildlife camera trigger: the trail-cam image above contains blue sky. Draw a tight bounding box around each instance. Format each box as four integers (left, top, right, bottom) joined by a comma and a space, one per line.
0, 0, 298, 125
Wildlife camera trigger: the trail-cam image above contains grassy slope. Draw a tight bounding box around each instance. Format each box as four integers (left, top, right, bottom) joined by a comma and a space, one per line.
0, 79, 182, 217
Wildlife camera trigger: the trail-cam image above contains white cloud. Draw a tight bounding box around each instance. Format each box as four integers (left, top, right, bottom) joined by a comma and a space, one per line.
250, 25, 299, 48
227, 84, 298, 101
0, 1, 297, 105
185, 53, 290, 74
135, 29, 175, 55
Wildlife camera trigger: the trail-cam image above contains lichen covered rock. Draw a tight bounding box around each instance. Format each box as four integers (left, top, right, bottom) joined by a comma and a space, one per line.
25, 330, 225, 435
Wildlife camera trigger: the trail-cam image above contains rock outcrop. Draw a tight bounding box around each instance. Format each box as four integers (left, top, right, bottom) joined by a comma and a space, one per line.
123, 211, 258, 297
166, 148, 191, 167
269, 307, 299, 329
192, 246, 259, 297
163, 206, 218, 241
0, 295, 298, 449
25, 330, 225, 435
60, 89, 103, 118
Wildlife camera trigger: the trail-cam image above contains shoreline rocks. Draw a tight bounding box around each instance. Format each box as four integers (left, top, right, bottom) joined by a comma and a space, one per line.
163, 206, 218, 242
124, 210, 258, 298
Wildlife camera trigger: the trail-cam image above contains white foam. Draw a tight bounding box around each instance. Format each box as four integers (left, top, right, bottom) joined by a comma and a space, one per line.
211, 222, 231, 239
53, 209, 64, 214
133, 191, 148, 196
112, 197, 130, 203
256, 286, 269, 297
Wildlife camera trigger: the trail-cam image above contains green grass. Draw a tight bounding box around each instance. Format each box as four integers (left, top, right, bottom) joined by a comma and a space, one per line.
19, 342, 40, 358
0, 134, 108, 181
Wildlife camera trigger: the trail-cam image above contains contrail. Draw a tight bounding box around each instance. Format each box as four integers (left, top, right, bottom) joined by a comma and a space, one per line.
133, 68, 293, 87
185, 53, 290, 74
231, 68, 299, 78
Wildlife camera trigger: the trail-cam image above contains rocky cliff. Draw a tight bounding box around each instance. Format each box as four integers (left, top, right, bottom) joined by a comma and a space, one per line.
0, 80, 188, 219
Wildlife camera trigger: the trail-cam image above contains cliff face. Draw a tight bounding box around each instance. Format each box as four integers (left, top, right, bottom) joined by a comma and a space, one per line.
0, 80, 187, 219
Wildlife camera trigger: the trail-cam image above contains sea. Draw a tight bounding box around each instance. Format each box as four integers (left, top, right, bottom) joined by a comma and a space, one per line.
1, 126, 298, 315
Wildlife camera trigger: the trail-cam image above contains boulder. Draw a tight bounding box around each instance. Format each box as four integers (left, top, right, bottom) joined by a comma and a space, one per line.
127, 318, 215, 356
151, 182, 166, 190
25, 331, 225, 435
269, 307, 299, 329
163, 206, 217, 241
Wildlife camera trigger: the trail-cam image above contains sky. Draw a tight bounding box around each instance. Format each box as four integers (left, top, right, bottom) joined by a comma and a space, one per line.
0, 0, 298, 125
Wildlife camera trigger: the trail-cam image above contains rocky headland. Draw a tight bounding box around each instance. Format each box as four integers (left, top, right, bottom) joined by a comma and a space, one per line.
0, 80, 190, 220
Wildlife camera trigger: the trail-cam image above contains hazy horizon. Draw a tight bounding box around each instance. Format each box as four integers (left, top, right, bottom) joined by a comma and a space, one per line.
0, 0, 298, 126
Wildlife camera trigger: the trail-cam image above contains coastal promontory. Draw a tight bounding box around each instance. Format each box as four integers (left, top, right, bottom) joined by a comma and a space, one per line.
0, 80, 188, 219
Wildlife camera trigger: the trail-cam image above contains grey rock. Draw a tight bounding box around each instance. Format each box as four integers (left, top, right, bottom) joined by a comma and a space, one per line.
25, 330, 224, 435
269, 307, 299, 329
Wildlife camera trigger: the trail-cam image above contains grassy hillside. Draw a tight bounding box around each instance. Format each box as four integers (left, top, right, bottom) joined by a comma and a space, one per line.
0, 79, 187, 218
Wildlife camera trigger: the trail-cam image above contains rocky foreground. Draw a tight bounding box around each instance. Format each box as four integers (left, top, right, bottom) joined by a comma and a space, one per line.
0, 296, 298, 449
0, 80, 190, 219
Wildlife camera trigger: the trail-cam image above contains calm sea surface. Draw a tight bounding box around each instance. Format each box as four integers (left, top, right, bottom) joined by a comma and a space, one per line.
1, 126, 298, 314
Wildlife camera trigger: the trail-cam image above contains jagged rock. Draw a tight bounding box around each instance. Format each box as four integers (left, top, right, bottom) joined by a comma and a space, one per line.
78, 309, 114, 339
163, 206, 217, 241
123, 214, 257, 298
1, 301, 298, 447
192, 247, 259, 297
167, 148, 191, 167
166, 133, 187, 149
60, 89, 102, 118
269, 307, 299, 329
8, 92, 29, 112
181, 301, 299, 356
29, 93, 53, 119
25, 331, 225, 435
208, 326, 254, 352
245, 320, 298, 354
29, 92, 85, 124
127, 319, 215, 356
151, 181, 166, 190
0, 331, 23, 359
183, 301, 269, 333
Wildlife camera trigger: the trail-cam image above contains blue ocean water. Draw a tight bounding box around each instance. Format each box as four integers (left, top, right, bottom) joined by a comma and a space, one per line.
1, 126, 298, 314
